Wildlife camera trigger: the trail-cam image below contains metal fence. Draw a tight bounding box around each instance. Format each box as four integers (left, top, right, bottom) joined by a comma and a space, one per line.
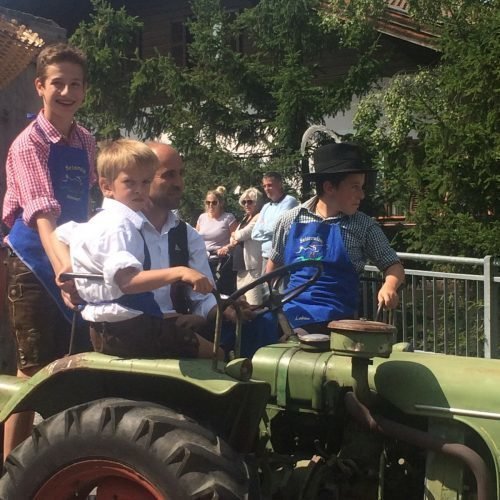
359, 254, 500, 359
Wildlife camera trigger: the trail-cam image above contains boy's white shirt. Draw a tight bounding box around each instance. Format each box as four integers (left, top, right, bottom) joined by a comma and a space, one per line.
56, 197, 147, 322
56, 197, 218, 322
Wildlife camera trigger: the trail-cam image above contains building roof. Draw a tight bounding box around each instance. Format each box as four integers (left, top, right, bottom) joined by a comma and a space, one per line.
0, 0, 91, 34
387, 0, 409, 10
0, 0, 439, 50
380, 0, 439, 50
0, 6, 64, 89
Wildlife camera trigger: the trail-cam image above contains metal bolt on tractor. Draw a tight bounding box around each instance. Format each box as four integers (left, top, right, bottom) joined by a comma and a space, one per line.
0, 260, 499, 499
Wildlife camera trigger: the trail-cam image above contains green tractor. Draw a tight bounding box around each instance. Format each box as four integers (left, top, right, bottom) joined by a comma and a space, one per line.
0, 260, 498, 499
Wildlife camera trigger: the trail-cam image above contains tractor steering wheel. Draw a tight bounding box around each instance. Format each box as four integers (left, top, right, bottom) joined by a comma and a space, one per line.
226, 259, 323, 316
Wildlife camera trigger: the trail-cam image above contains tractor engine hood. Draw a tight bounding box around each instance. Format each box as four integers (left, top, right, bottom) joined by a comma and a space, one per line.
252, 343, 500, 420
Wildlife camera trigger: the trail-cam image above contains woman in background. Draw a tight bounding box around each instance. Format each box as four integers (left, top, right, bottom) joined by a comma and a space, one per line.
196, 186, 237, 295
228, 188, 265, 305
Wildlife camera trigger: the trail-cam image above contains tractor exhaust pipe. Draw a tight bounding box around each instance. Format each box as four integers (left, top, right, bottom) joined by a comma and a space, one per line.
344, 391, 493, 500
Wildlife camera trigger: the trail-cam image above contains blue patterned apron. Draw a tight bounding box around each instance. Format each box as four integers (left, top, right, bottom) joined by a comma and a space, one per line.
283, 220, 359, 328
8, 129, 90, 323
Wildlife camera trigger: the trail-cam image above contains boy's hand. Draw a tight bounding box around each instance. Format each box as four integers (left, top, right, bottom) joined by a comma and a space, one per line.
56, 265, 74, 292
182, 269, 213, 294
377, 282, 400, 310
57, 268, 84, 310
378, 263, 405, 310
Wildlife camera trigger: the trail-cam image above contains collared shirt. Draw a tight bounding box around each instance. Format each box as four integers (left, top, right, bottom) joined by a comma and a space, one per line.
269, 196, 399, 273
251, 194, 299, 258
140, 211, 217, 318
2, 110, 96, 229
56, 198, 146, 322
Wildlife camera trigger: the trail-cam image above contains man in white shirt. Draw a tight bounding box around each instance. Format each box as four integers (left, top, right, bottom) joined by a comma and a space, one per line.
251, 172, 299, 272
143, 142, 252, 331
141, 142, 218, 321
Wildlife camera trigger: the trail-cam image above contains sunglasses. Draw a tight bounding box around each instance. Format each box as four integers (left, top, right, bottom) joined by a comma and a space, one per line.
242, 200, 254, 205
205, 200, 218, 206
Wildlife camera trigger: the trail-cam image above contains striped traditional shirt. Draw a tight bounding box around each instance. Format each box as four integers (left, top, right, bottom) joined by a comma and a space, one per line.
269, 196, 400, 274
2, 110, 96, 229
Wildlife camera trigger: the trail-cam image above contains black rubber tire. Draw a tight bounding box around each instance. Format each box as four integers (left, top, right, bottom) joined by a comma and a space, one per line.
0, 398, 251, 499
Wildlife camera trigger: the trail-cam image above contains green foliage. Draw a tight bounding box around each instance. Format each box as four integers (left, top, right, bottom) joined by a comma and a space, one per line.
71, 0, 386, 223
352, 1, 500, 256
70, 0, 144, 139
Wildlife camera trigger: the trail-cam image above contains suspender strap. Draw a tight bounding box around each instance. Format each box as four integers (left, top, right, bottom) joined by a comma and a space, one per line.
168, 221, 188, 266
168, 221, 191, 314
138, 229, 151, 270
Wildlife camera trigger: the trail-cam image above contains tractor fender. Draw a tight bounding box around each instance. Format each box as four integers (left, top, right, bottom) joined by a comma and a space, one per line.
369, 351, 500, 496
0, 352, 270, 453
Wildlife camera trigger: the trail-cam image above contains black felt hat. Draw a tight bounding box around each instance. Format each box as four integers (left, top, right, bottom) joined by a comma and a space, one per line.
304, 142, 375, 179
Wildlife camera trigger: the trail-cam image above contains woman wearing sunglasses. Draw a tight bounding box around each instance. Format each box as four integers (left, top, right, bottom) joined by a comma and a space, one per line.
196, 186, 237, 294
228, 187, 265, 305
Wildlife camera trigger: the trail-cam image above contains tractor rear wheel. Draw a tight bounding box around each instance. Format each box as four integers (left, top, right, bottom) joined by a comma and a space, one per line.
0, 398, 250, 499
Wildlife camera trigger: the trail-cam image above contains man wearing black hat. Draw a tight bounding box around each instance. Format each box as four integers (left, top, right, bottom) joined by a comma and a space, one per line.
267, 142, 405, 330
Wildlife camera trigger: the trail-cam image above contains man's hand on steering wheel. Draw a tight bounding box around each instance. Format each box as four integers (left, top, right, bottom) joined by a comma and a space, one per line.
223, 297, 256, 323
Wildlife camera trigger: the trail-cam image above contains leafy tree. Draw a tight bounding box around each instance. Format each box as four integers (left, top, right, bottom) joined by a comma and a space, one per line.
347, 0, 500, 256
70, 0, 144, 139
71, 0, 387, 222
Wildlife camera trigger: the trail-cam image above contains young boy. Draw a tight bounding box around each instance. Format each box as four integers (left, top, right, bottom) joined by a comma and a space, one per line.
57, 139, 220, 360
2, 43, 96, 458
267, 142, 405, 330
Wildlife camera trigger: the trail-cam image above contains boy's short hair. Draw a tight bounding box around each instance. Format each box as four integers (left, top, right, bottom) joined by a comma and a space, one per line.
97, 139, 159, 182
315, 172, 351, 195
36, 43, 88, 83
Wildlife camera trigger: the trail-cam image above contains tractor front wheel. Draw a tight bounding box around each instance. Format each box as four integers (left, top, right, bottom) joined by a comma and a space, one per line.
0, 398, 250, 499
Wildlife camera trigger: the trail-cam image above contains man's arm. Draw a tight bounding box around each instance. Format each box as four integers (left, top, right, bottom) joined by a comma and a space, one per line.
378, 262, 405, 309
183, 225, 254, 322
251, 205, 272, 242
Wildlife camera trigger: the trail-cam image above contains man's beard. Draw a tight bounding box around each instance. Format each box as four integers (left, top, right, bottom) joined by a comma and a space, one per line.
151, 188, 182, 211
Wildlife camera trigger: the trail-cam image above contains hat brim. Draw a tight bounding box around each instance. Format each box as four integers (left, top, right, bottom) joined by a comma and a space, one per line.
303, 167, 376, 180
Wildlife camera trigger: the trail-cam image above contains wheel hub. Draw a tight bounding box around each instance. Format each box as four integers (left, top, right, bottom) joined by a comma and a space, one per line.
34, 459, 167, 500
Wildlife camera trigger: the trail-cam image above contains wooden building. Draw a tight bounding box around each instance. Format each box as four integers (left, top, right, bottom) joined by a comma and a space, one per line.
1, 0, 439, 74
